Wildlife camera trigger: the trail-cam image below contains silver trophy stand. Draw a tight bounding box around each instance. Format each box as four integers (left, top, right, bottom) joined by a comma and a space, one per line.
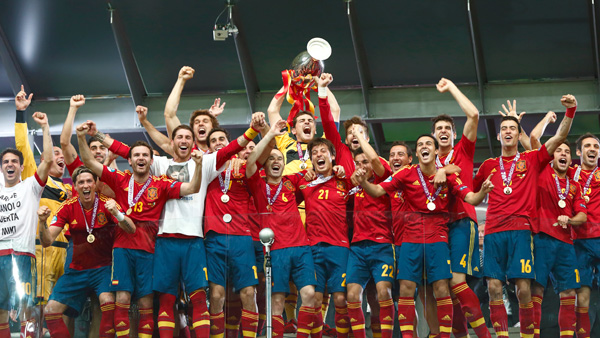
259, 228, 275, 338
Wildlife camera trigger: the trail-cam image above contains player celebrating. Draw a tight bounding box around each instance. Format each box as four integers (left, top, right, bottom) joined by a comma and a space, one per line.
38, 166, 135, 338
0, 111, 53, 338
473, 95, 577, 338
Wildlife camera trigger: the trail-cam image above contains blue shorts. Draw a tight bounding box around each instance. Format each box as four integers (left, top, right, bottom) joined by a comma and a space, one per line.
153, 237, 208, 296
396, 242, 452, 284
311, 243, 349, 294
448, 218, 482, 277
49, 265, 112, 315
483, 230, 534, 281
254, 240, 265, 274
533, 233, 580, 293
346, 241, 395, 288
271, 246, 316, 294
574, 238, 600, 288
205, 232, 258, 291
111, 248, 154, 299
0, 254, 36, 310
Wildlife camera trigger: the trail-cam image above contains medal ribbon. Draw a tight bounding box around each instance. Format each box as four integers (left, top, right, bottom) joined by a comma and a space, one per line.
296, 143, 310, 166
554, 174, 570, 201
416, 167, 442, 204
348, 186, 362, 196
78, 195, 99, 236
574, 166, 597, 196
128, 175, 152, 208
274, 70, 318, 130
498, 153, 520, 187
266, 180, 284, 207
435, 149, 454, 169
307, 174, 333, 187
218, 162, 232, 194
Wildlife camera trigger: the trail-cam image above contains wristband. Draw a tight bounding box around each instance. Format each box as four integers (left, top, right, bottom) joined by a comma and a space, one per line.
243, 127, 259, 141
565, 106, 576, 119
318, 86, 328, 98
16, 110, 25, 123
115, 212, 125, 222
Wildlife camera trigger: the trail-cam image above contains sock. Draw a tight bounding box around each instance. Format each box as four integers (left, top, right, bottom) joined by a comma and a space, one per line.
379, 299, 394, 338
138, 307, 154, 338
347, 301, 366, 338
296, 306, 314, 338
210, 312, 225, 338
450, 297, 468, 338
225, 299, 242, 338
114, 302, 131, 338
0, 321, 10, 338
273, 315, 285, 337
559, 296, 576, 338
576, 306, 590, 338
531, 295, 543, 338
519, 301, 534, 337
190, 289, 210, 338
370, 314, 381, 338
99, 302, 116, 338
489, 299, 508, 337
284, 291, 298, 322
397, 297, 416, 338
334, 305, 350, 338
452, 282, 491, 338
240, 309, 259, 338
311, 306, 323, 338
436, 296, 453, 338
158, 293, 176, 338
45, 313, 71, 338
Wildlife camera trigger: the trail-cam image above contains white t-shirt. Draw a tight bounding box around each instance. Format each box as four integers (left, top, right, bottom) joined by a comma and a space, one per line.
151, 154, 224, 237
0, 175, 45, 255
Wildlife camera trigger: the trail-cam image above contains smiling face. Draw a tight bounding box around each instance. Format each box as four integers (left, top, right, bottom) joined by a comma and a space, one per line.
1, 152, 23, 187
208, 131, 229, 152
553, 143, 572, 174
265, 149, 285, 179
46, 146, 65, 177
75, 172, 97, 205
292, 113, 316, 143
389, 144, 412, 172
128, 145, 153, 176
310, 144, 334, 175
192, 114, 214, 145
416, 135, 437, 165
498, 119, 520, 149
577, 136, 600, 169
172, 128, 194, 160
433, 120, 456, 149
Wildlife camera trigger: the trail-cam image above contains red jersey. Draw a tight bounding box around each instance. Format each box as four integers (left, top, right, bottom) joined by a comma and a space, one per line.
474, 145, 552, 235
247, 170, 308, 251
390, 189, 408, 246
438, 136, 478, 223
100, 166, 182, 253
568, 165, 600, 239
319, 97, 357, 173
50, 194, 118, 270
351, 163, 393, 244
380, 165, 471, 243
204, 164, 251, 237
535, 165, 587, 244
297, 176, 351, 247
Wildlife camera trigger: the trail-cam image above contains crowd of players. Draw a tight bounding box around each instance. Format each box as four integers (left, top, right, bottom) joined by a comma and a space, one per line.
0, 66, 598, 338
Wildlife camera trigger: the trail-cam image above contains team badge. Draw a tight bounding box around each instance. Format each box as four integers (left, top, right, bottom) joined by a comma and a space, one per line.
516, 160, 526, 172
569, 184, 576, 195
97, 212, 108, 225
336, 181, 347, 191
284, 181, 295, 191
595, 171, 600, 181
147, 187, 159, 201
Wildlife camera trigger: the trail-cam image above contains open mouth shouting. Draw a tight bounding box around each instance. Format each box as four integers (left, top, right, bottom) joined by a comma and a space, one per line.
391, 160, 403, 171
438, 134, 449, 143
197, 127, 207, 139
270, 163, 282, 176
56, 158, 65, 169
420, 148, 431, 161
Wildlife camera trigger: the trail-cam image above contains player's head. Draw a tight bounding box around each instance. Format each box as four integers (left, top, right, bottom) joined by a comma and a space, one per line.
171, 125, 195, 160
308, 138, 336, 175
88, 135, 108, 164
553, 141, 572, 174
42, 146, 65, 178
127, 141, 154, 176
431, 114, 457, 149
415, 134, 438, 165
343, 116, 369, 151
207, 128, 230, 152
291, 111, 316, 143
389, 141, 413, 172
576, 132, 600, 169
237, 141, 256, 161
1, 148, 24, 187
72, 166, 97, 203
265, 148, 284, 180
497, 116, 522, 148
353, 148, 373, 181
190, 110, 219, 145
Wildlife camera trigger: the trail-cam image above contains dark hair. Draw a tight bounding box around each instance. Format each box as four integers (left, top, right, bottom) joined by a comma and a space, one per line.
352, 147, 365, 158
207, 128, 231, 147
307, 138, 336, 160
390, 141, 413, 158
127, 141, 153, 159
576, 132, 600, 152
499, 116, 522, 133
72, 166, 97, 184
87, 135, 105, 147
292, 111, 314, 128
415, 134, 439, 150
431, 114, 456, 134
172, 125, 195, 141
0, 148, 24, 166
343, 116, 368, 135
189, 110, 219, 129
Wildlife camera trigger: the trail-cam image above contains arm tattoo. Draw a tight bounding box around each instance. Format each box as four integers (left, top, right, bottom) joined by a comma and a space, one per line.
96, 131, 106, 142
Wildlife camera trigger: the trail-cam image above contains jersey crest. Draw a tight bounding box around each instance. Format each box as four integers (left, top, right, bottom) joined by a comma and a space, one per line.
97, 212, 108, 225
516, 160, 527, 172
284, 180, 295, 192
595, 171, 600, 181
146, 187, 159, 201
336, 180, 347, 191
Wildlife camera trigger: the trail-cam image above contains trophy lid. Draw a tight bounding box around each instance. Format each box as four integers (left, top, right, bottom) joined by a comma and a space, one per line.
307, 38, 331, 61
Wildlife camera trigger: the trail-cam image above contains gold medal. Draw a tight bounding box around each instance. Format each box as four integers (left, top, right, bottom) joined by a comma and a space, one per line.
504, 187, 512, 195
87, 234, 95, 243
221, 194, 230, 203
126, 208, 132, 215
300, 163, 307, 170
558, 199, 566, 208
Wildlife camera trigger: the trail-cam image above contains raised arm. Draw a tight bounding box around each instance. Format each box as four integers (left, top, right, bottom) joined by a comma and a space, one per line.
267, 87, 286, 127
215, 112, 267, 169
246, 119, 287, 178
529, 111, 557, 150
104, 198, 136, 233
33, 112, 53, 182
37, 206, 62, 247
464, 174, 494, 205
165, 66, 194, 138
544, 95, 577, 155
61, 95, 86, 165
350, 124, 385, 177
436, 78, 479, 142
179, 150, 203, 196
499, 99, 532, 151
137, 105, 174, 155
75, 122, 105, 178
14, 85, 37, 179
354, 167, 386, 198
